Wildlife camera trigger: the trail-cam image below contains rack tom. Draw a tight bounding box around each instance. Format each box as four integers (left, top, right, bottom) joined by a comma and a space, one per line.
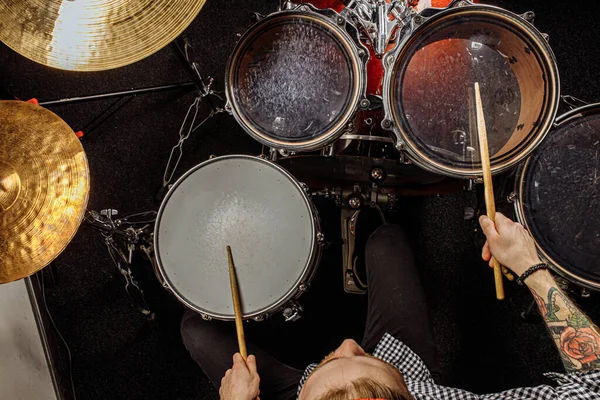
513, 104, 600, 290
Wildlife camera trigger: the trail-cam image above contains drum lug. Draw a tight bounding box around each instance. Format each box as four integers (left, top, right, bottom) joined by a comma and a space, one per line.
464, 178, 475, 191
507, 192, 518, 204
317, 232, 326, 244
300, 182, 309, 193
224, 102, 232, 113
278, 148, 290, 157
200, 313, 212, 321
209, 154, 217, 159
253, 314, 266, 322
581, 288, 591, 298
322, 144, 335, 157
250, 12, 265, 23
451, 0, 474, 8
282, 302, 303, 322
541, 32, 550, 42
298, 283, 309, 292
359, 98, 371, 110
520, 11, 535, 24
394, 140, 404, 150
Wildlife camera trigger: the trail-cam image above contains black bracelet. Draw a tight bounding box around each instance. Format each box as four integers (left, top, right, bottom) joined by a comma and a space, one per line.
516, 263, 548, 286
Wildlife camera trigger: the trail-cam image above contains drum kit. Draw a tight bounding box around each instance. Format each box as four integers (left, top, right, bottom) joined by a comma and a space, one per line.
0, 0, 598, 323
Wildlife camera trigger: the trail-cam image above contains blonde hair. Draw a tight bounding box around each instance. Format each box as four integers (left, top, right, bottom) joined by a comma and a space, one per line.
313, 377, 413, 400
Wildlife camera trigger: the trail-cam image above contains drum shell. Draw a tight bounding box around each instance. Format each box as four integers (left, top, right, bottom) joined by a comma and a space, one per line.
153, 155, 323, 320
382, 3, 560, 178
225, 7, 368, 151
512, 103, 600, 290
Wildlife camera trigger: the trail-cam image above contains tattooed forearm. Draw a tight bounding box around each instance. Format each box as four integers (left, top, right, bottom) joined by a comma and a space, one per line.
532, 285, 600, 372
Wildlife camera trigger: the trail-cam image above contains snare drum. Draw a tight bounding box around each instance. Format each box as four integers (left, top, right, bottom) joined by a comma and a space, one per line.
513, 104, 600, 290
154, 155, 323, 320
226, 7, 368, 151
382, 4, 560, 177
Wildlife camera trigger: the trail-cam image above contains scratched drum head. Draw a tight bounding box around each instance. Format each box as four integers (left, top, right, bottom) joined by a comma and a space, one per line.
226, 10, 365, 151
384, 5, 559, 177
154, 155, 319, 319
516, 104, 600, 289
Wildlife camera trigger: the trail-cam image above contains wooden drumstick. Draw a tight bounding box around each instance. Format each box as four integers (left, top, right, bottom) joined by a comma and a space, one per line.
227, 245, 247, 360
474, 82, 505, 301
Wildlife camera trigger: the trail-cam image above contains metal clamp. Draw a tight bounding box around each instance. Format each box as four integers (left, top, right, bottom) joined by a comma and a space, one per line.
282, 302, 303, 322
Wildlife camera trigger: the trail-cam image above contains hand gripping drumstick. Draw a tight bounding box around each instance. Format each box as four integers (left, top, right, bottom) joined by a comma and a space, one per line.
227, 245, 248, 359
474, 82, 505, 300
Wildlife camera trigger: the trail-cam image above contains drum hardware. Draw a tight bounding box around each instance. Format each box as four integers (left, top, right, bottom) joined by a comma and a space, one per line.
282, 301, 304, 322
520, 11, 535, 23
341, 190, 386, 294
342, 208, 367, 294
561, 95, 590, 110
341, 0, 416, 58
84, 210, 157, 317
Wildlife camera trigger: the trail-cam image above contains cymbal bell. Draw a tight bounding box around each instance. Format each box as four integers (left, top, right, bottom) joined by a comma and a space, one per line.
0, 101, 89, 283
0, 0, 207, 71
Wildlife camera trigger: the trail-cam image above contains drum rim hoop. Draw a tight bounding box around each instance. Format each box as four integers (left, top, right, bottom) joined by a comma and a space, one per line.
382, 4, 560, 178
225, 9, 366, 151
514, 103, 600, 290
153, 154, 321, 319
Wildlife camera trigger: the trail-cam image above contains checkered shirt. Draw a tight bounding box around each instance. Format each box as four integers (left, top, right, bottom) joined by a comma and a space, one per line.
297, 333, 600, 399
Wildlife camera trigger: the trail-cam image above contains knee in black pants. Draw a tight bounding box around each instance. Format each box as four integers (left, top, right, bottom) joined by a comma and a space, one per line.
366, 224, 411, 261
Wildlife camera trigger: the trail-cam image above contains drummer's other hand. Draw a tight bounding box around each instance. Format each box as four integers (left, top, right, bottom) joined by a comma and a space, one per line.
479, 212, 541, 276
219, 353, 260, 400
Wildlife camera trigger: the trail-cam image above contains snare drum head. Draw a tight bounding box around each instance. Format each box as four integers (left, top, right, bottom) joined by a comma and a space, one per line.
155, 156, 317, 319
226, 10, 363, 151
386, 5, 559, 177
519, 105, 600, 288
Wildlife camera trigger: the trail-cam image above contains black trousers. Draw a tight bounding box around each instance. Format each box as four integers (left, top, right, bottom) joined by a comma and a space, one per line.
181, 224, 439, 399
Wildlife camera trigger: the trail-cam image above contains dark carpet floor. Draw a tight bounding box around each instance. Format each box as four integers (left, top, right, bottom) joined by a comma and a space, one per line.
1, 0, 600, 399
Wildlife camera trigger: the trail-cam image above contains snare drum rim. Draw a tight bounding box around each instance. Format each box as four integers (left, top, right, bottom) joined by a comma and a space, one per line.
513, 103, 600, 290
225, 8, 367, 151
154, 155, 323, 319
382, 4, 560, 178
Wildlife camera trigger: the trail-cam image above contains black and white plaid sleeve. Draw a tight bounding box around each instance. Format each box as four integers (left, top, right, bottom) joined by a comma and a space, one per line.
296, 333, 600, 399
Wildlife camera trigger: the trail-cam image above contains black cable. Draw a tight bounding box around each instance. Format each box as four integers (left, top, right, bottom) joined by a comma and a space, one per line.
39, 272, 77, 400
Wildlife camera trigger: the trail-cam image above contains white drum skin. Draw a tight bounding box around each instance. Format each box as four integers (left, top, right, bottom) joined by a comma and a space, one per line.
154, 155, 321, 320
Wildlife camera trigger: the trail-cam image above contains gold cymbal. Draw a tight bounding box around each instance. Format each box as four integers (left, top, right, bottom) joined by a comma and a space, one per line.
0, 0, 207, 71
0, 101, 89, 283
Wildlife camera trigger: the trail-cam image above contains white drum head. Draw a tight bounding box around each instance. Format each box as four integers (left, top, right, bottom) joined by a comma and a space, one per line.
155, 156, 317, 319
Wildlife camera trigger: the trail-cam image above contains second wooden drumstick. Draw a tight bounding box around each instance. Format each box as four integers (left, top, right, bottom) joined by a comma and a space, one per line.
474, 82, 505, 301
227, 245, 248, 359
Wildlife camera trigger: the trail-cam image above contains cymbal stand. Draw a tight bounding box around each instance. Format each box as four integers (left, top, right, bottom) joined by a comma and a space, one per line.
85, 209, 157, 318
158, 37, 226, 198
36, 34, 224, 141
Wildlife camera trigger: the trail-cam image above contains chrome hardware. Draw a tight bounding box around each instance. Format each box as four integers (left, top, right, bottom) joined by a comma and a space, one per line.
282, 302, 302, 322
370, 167, 384, 182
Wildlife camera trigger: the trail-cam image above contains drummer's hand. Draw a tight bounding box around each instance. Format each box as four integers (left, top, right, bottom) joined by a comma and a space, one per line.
479, 212, 541, 276
219, 353, 260, 400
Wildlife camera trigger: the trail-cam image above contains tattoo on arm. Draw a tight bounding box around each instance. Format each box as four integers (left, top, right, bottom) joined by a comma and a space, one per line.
532, 286, 600, 372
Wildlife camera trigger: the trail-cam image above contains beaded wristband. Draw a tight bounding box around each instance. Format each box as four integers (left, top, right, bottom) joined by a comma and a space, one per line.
516, 263, 548, 286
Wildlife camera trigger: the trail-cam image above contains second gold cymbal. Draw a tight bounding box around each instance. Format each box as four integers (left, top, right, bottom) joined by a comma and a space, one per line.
0, 101, 89, 283
0, 0, 207, 71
